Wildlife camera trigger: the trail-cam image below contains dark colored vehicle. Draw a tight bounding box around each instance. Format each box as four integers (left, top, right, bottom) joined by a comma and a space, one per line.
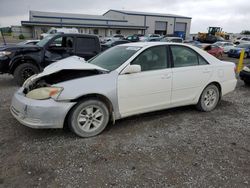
228, 43, 250, 58
101, 40, 130, 51
17, 40, 40, 46
0, 33, 101, 85
239, 65, 250, 85
125, 35, 140, 42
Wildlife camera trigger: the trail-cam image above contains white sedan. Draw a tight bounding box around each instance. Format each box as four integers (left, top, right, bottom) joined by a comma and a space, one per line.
11, 42, 237, 137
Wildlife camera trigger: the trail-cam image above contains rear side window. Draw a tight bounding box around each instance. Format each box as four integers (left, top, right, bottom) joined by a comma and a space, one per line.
76, 37, 97, 53
170, 45, 208, 67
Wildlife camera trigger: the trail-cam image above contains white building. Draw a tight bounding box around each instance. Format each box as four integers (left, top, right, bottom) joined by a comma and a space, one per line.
21, 9, 191, 39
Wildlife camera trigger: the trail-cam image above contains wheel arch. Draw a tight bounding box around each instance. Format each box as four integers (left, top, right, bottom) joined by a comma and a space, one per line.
9, 56, 40, 74
203, 81, 222, 99
63, 93, 115, 128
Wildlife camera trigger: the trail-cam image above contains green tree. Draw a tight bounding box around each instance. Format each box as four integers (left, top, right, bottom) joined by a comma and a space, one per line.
241, 30, 250, 35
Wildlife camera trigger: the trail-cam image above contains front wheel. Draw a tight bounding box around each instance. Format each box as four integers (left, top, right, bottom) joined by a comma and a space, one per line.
244, 80, 250, 86
68, 99, 110, 138
13, 63, 39, 86
196, 84, 220, 112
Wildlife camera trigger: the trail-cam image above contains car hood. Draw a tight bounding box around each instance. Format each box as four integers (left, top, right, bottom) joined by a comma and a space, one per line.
39, 56, 108, 78
23, 56, 109, 89
0, 44, 42, 51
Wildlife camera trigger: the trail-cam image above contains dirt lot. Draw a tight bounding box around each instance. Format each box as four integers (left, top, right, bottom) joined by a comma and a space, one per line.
0, 55, 250, 187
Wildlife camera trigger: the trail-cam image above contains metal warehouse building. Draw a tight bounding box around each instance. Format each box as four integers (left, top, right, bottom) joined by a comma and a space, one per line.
21, 9, 191, 39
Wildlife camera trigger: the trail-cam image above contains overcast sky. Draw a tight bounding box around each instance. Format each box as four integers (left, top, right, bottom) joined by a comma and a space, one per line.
0, 0, 249, 33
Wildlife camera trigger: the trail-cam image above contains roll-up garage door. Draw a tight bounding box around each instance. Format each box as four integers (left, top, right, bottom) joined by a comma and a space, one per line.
175, 22, 186, 32
155, 21, 167, 31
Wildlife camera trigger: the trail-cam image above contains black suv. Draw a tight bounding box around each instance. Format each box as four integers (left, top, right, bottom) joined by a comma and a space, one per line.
0, 33, 101, 85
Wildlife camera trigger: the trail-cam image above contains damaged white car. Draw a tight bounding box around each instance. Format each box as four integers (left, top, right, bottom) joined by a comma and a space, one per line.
11, 42, 237, 137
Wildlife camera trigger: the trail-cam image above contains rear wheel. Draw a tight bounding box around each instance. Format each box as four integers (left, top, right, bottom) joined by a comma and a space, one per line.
196, 84, 220, 112
13, 63, 39, 86
244, 80, 250, 86
68, 99, 110, 138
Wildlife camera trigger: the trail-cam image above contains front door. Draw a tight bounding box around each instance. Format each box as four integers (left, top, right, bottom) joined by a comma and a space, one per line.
44, 36, 74, 66
118, 45, 172, 117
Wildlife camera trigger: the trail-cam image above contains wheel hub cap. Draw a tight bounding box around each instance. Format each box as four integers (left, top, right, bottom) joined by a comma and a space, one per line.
204, 89, 217, 108
77, 106, 104, 132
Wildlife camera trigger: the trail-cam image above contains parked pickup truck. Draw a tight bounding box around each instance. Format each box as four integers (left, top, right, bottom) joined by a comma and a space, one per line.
0, 33, 101, 85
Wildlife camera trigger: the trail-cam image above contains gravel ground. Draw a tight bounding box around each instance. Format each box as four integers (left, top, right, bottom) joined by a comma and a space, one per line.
0, 56, 250, 187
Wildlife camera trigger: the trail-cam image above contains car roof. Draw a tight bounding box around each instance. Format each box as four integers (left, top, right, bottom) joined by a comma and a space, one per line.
53, 33, 98, 38
119, 42, 191, 48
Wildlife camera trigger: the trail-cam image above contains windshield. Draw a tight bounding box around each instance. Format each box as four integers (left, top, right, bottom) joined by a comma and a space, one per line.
88, 46, 141, 71
36, 35, 54, 47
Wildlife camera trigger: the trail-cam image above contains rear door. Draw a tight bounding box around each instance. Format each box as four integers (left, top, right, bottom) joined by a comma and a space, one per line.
75, 37, 100, 60
170, 45, 212, 105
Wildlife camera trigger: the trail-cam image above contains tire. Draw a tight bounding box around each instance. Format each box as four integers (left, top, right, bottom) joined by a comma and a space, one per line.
68, 99, 110, 138
196, 84, 220, 112
13, 63, 39, 86
244, 80, 250, 86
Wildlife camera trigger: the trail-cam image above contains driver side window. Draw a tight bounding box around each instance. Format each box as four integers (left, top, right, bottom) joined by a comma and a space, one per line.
49, 37, 74, 48
50, 37, 62, 47
131, 46, 168, 71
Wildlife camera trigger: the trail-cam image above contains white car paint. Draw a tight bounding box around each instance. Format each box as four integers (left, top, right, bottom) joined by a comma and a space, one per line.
115, 42, 237, 118
118, 68, 172, 117
12, 42, 237, 131
41, 28, 79, 39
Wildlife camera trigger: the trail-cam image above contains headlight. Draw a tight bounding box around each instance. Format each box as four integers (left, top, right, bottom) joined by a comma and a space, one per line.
243, 66, 250, 72
26, 87, 63, 100
0, 51, 12, 57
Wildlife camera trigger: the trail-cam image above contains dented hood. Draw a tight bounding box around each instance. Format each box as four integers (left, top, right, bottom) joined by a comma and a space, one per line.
23, 56, 108, 87
40, 56, 108, 77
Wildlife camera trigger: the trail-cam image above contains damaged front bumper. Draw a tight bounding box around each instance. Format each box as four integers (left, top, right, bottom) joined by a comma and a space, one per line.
10, 88, 76, 129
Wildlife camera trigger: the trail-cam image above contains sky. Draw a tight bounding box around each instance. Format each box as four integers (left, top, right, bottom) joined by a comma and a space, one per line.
0, 0, 249, 33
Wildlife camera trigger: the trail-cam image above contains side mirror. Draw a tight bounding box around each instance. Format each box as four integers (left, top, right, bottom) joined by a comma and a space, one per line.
122, 64, 141, 74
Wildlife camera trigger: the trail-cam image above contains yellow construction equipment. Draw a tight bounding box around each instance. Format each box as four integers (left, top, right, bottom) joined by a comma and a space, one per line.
198, 27, 229, 43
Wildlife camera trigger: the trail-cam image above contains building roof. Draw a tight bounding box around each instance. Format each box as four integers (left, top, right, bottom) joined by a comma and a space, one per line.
103, 9, 192, 19
30, 10, 127, 22
21, 21, 148, 30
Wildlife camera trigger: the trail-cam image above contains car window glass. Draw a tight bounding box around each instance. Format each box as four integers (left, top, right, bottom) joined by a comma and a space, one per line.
76, 37, 96, 53
172, 39, 182, 43
49, 37, 73, 48
198, 56, 208, 65
89, 46, 141, 71
171, 45, 199, 67
50, 37, 62, 47
131, 46, 167, 71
